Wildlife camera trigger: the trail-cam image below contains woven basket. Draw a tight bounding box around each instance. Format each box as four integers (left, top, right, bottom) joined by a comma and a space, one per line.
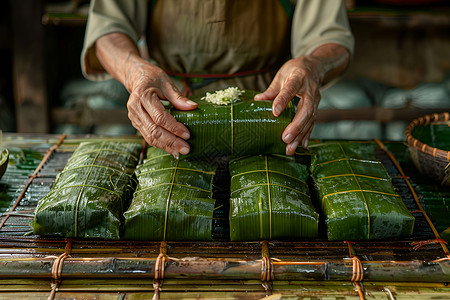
405, 112, 450, 186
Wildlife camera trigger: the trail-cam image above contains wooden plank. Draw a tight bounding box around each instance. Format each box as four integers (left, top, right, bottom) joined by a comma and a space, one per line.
316, 107, 450, 123
41, 13, 87, 27
51, 108, 130, 126
348, 11, 450, 28
11, 0, 49, 133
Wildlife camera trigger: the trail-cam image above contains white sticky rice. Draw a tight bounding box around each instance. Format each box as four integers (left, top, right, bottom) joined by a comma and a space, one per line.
201, 87, 245, 105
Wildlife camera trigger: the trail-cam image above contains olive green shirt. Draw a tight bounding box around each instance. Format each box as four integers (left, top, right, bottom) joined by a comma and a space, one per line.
81, 0, 354, 94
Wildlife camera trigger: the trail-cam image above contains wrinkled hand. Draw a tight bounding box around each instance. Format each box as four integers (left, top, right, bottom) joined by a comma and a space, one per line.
126, 61, 198, 158
255, 55, 323, 155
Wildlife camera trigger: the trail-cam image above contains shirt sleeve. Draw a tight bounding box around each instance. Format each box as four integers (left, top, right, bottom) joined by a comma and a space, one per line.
80, 0, 148, 81
291, 0, 354, 58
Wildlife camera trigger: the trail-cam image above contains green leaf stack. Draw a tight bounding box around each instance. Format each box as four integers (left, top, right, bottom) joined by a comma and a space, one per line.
33, 141, 142, 239
124, 147, 216, 241
310, 142, 415, 241
170, 90, 295, 158
229, 155, 319, 241
0, 149, 8, 180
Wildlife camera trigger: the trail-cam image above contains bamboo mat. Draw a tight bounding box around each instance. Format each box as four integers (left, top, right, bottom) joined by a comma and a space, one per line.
0, 134, 449, 300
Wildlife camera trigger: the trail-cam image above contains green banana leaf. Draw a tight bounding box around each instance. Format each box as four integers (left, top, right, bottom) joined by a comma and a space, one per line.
33, 141, 142, 239
310, 142, 415, 241
124, 147, 216, 241
0, 149, 8, 180
0, 149, 7, 165
412, 122, 450, 151
229, 155, 319, 241
170, 90, 295, 158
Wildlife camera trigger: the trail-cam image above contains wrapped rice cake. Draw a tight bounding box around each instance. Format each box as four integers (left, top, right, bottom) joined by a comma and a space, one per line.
33, 141, 142, 239
170, 89, 295, 158
310, 142, 414, 241
229, 155, 319, 241
124, 147, 216, 241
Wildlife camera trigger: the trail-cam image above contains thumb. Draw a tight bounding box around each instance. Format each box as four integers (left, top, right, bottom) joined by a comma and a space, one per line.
165, 84, 198, 111
254, 85, 280, 101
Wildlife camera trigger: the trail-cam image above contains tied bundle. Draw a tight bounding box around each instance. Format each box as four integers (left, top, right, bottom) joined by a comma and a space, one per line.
33, 141, 142, 239
169, 90, 295, 158
229, 155, 319, 241
310, 142, 415, 241
124, 147, 216, 241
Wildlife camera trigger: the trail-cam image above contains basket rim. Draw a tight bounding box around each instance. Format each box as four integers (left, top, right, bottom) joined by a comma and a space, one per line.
405, 112, 450, 161
0, 148, 8, 180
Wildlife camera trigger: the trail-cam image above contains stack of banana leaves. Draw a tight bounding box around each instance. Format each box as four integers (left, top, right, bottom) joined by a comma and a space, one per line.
33, 141, 142, 239
124, 147, 216, 241
169, 90, 295, 158
412, 120, 450, 150
229, 155, 319, 241
310, 142, 415, 241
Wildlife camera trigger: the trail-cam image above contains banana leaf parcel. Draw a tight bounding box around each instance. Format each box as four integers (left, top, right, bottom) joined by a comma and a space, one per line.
310, 142, 415, 241
229, 155, 319, 241
169, 90, 295, 158
124, 147, 216, 241
33, 141, 142, 239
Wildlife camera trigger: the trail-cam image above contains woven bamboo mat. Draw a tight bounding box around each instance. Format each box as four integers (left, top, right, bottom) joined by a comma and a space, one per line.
0, 134, 449, 300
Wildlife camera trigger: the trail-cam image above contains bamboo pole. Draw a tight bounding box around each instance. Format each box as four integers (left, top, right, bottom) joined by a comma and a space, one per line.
0, 279, 448, 291
0, 257, 448, 282
0, 280, 449, 299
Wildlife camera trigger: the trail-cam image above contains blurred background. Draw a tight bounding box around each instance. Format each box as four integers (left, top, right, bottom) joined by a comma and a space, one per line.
1, 0, 450, 139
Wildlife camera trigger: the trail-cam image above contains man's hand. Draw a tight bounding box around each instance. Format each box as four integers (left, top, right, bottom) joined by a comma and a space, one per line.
255, 56, 321, 155
95, 33, 197, 158
126, 60, 197, 158
255, 43, 350, 155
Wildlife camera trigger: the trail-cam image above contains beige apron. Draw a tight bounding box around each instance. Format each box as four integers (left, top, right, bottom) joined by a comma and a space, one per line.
147, 0, 292, 95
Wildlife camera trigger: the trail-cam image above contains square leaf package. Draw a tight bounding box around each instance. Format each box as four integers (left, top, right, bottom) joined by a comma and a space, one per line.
310, 142, 414, 241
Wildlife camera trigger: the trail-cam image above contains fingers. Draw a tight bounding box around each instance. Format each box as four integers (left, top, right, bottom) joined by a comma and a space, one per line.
127, 90, 192, 157
134, 67, 198, 111
283, 92, 319, 156
254, 85, 279, 101
257, 77, 316, 155
255, 75, 300, 118
125, 64, 198, 157
163, 83, 198, 111
271, 77, 301, 117
284, 119, 314, 156
142, 91, 191, 138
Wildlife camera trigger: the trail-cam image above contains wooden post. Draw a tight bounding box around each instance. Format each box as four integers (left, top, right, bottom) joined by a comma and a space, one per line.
11, 0, 49, 133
